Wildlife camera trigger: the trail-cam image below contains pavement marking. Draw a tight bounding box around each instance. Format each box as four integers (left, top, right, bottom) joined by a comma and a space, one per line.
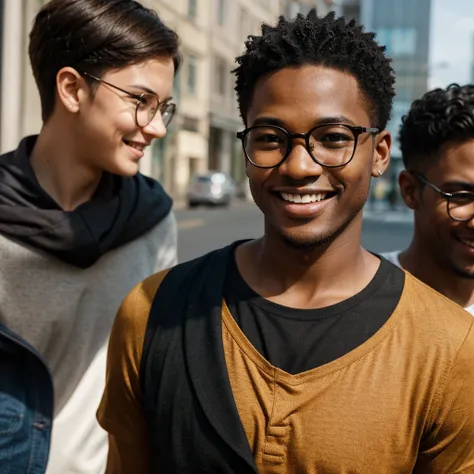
177, 218, 206, 230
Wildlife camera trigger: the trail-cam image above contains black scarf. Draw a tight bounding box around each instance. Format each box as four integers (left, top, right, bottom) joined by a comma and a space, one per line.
0, 136, 172, 268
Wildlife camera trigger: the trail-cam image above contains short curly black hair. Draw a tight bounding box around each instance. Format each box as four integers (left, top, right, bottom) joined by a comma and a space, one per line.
233, 9, 395, 129
399, 84, 474, 170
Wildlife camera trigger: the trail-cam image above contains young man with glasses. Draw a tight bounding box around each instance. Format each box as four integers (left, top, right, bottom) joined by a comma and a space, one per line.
0, 0, 180, 472
384, 84, 474, 316
98, 11, 474, 473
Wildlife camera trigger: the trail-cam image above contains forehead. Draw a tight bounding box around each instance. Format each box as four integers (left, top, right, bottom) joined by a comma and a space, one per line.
431, 140, 474, 182
247, 65, 371, 127
103, 58, 175, 97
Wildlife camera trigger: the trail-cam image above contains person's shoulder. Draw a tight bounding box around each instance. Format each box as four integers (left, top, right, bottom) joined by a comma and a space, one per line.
126, 243, 232, 313
0, 149, 15, 166
402, 273, 474, 342
465, 302, 474, 317
140, 209, 177, 247
142, 209, 176, 236
0, 137, 32, 168
117, 269, 171, 324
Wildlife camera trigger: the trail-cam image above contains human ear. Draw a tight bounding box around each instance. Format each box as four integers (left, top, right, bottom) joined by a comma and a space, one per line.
56, 67, 85, 113
371, 130, 391, 178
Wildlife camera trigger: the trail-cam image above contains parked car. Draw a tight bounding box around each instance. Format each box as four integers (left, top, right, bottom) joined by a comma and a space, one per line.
187, 172, 238, 208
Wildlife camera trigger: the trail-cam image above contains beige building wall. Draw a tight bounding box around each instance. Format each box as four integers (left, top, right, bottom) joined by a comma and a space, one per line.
1, 0, 44, 154
207, 0, 283, 199
140, 0, 212, 199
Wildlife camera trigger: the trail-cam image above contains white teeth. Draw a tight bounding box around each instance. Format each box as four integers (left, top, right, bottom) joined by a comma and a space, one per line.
459, 238, 474, 248
125, 140, 144, 151
281, 193, 328, 203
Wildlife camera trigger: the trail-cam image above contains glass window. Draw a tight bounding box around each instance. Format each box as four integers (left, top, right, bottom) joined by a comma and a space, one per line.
188, 0, 197, 21
217, 0, 226, 26
239, 7, 248, 40
391, 28, 417, 55
187, 55, 198, 95
376, 27, 417, 56
215, 57, 227, 96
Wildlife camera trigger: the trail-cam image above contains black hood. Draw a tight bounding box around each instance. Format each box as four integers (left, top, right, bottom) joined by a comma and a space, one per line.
0, 136, 173, 268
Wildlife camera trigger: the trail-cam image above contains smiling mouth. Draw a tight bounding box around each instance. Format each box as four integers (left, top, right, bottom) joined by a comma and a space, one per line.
123, 139, 145, 152
278, 192, 337, 204
457, 237, 474, 248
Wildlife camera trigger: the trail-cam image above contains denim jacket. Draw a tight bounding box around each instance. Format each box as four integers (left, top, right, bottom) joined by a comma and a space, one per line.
0, 323, 53, 474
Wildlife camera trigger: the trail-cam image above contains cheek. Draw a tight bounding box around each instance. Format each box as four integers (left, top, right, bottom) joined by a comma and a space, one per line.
246, 165, 270, 187
88, 99, 137, 135
338, 166, 372, 197
419, 204, 451, 239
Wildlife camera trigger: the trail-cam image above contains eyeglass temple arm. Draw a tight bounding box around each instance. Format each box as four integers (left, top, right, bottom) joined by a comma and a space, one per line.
414, 172, 453, 197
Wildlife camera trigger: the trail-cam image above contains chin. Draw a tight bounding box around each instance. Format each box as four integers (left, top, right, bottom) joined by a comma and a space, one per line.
275, 212, 357, 251
451, 261, 474, 279
278, 227, 333, 250
113, 161, 141, 177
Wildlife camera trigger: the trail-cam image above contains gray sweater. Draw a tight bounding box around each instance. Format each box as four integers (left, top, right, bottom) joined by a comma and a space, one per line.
0, 211, 177, 474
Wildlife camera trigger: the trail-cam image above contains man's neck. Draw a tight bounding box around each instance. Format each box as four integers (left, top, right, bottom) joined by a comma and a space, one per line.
30, 121, 102, 211
399, 241, 474, 309
236, 216, 381, 309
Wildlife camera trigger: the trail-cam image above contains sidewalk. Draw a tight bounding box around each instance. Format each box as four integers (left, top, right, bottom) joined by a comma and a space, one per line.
363, 207, 413, 224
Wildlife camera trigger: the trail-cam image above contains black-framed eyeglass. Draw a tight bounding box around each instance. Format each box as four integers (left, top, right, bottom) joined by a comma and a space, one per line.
236, 123, 379, 169
81, 71, 176, 128
412, 171, 474, 222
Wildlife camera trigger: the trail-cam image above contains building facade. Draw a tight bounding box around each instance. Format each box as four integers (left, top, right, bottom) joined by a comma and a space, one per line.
282, 0, 336, 17
140, 0, 212, 199
1, 0, 44, 156
207, 0, 282, 193
361, 0, 431, 207
362, 0, 432, 150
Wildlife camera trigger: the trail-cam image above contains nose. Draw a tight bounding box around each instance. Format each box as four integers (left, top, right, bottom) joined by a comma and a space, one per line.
141, 111, 167, 139
277, 141, 324, 180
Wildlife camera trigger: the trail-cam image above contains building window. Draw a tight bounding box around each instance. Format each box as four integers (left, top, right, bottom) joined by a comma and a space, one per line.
182, 115, 200, 132
216, 0, 226, 26
215, 57, 227, 96
239, 7, 248, 40
188, 0, 197, 21
376, 28, 417, 56
186, 55, 198, 95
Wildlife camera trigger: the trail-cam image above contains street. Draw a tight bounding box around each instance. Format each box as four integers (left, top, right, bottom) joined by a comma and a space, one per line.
176, 202, 414, 263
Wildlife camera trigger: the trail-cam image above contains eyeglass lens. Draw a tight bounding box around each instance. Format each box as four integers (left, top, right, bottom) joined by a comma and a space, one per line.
243, 125, 357, 167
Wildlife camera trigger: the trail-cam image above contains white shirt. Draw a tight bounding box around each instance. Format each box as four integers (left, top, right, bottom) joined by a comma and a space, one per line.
382, 250, 474, 316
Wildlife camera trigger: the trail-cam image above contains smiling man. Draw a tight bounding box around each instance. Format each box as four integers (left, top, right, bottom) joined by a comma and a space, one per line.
0, 1, 180, 473
384, 84, 474, 316
98, 10, 474, 473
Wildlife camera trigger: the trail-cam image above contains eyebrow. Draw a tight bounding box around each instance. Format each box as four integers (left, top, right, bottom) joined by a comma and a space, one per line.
250, 115, 357, 128
127, 83, 173, 101
441, 180, 474, 192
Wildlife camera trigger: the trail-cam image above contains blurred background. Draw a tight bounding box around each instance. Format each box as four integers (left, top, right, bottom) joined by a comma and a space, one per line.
1, 0, 473, 259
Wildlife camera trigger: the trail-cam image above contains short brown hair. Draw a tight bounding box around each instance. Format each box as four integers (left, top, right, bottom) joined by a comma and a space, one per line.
29, 0, 181, 121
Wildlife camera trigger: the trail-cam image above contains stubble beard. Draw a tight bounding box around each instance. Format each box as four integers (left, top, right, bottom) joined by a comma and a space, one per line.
278, 204, 363, 252
450, 260, 474, 279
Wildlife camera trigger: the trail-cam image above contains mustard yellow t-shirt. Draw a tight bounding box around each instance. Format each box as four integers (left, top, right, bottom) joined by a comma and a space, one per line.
98, 270, 474, 473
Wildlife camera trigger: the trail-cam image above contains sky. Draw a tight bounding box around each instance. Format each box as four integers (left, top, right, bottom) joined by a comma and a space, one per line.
429, 0, 474, 88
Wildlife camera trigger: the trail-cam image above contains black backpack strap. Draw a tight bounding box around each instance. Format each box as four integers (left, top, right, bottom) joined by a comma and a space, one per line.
139, 254, 207, 395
